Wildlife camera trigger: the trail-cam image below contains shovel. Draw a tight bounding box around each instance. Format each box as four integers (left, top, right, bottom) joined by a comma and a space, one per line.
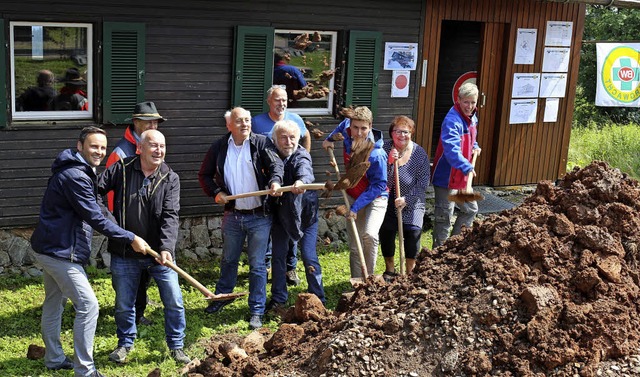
326, 147, 369, 284
145, 247, 248, 301
225, 183, 329, 201
393, 160, 406, 275
448, 150, 484, 204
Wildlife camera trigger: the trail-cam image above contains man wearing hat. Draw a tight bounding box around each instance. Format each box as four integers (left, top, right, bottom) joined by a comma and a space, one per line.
105, 101, 166, 327
53, 68, 89, 111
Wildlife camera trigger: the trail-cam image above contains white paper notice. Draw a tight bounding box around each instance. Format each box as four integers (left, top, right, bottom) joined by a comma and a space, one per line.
512, 73, 541, 98
542, 47, 571, 72
510, 99, 538, 124
514, 28, 537, 65
545, 21, 573, 47
544, 98, 560, 122
391, 70, 410, 98
539, 73, 568, 98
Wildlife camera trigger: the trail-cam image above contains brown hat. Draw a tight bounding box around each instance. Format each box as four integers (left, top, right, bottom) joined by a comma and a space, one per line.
58, 68, 86, 86
127, 101, 166, 123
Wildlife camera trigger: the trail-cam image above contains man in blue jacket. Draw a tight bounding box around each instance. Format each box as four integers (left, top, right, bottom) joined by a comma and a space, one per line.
31, 126, 148, 377
267, 120, 325, 310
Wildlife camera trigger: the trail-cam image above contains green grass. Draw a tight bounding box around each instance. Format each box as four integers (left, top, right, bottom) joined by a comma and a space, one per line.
288, 50, 332, 84
567, 122, 640, 180
0, 232, 432, 376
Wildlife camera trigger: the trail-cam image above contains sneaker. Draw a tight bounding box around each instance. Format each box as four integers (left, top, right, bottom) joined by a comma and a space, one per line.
266, 300, 286, 312
170, 348, 191, 364
383, 271, 398, 283
249, 314, 263, 330
286, 270, 301, 286
136, 316, 153, 326
108, 346, 132, 364
89, 371, 106, 377
204, 299, 232, 314
46, 356, 74, 370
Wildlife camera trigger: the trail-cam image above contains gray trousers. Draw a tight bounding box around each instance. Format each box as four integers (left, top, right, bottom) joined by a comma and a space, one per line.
36, 253, 99, 377
347, 196, 388, 278
432, 186, 478, 248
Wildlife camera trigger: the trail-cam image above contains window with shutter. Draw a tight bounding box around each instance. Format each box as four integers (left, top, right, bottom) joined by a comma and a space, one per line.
103, 22, 145, 124
232, 26, 274, 114
10, 22, 93, 121
346, 30, 382, 117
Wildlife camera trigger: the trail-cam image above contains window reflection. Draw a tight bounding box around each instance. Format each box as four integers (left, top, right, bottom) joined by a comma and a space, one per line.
11, 22, 91, 119
273, 30, 336, 115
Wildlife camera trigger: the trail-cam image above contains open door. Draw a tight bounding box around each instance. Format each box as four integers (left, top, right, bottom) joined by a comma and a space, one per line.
428, 21, 507, 185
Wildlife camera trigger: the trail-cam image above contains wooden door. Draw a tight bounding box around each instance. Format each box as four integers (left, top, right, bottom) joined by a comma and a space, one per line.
476, 22, 508, 185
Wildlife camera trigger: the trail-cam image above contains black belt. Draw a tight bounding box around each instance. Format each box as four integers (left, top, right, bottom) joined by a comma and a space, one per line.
232, 206, 263, 215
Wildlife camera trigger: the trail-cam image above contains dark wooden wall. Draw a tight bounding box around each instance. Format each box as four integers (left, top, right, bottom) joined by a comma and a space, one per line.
416, 0, 585, 186
0, 0, 423, 228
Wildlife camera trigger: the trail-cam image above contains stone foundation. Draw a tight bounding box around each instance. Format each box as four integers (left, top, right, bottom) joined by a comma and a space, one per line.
0, 210, 348, 276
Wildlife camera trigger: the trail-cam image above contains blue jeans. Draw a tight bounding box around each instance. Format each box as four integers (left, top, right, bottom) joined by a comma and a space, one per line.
265, 238, 298, 271
217, 211, 272, 315
110, 255, 186, 350
271, 220, 325, 304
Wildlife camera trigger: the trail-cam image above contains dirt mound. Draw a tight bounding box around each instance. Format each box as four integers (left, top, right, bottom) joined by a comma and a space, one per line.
188, 161, 640, 376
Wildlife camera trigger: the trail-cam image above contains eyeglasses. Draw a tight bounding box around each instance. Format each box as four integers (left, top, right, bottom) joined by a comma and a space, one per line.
393, 130, 410, 136
139, 177, 151, 199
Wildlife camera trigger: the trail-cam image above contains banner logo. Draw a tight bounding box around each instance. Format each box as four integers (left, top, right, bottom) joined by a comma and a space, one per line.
598, 45, 640, 106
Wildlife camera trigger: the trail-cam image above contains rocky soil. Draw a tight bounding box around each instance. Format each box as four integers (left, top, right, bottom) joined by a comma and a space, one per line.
184, 161, 640, 377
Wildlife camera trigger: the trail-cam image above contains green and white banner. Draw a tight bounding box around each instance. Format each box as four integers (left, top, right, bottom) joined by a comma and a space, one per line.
596, 43, 640, 107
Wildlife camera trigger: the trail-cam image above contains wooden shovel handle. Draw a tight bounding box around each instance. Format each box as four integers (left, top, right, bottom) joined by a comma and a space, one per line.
225, 183, 327, 201
145, 247, 215, 298
394, 160, 406, 275
465, 150, 479, 193
327, 147, 368, 279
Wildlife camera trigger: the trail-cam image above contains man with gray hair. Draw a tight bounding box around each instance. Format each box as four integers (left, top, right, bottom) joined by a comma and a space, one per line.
430, 82, 482, 247
198, 107, 284, 329
252, 85, 311, 286
267, 120, 325, 310
98, 129, 190, 365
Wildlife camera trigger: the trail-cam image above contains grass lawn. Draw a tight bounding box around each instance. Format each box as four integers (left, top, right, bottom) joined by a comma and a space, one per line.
0, 231, 433, 377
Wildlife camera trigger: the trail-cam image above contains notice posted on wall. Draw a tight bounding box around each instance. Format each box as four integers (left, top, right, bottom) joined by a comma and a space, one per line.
384, 42, 418, 70
512, 73, 541, 98
542, 47, 571, 72
539, 73, 568, 98
545, 21, 573, 47
509, 99, 538, 124
544, 98, 560, 122
391, 70, 410, 97
514, 28, 537, 65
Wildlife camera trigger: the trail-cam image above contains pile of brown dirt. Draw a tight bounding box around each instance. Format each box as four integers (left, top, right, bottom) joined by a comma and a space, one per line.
188, 161, 640, 377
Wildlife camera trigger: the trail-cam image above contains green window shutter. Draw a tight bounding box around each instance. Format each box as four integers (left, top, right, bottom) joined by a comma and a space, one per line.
232, 26, 274, 114
0, 19, 6, 128
345, 30, 382, 117
103, 22, 145, 124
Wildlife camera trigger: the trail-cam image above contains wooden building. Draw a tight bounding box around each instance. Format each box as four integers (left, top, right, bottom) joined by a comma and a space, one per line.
0, 0, 595, 228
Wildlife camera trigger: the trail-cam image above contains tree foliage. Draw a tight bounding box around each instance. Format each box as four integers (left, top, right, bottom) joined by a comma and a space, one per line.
575, 6, 640, 127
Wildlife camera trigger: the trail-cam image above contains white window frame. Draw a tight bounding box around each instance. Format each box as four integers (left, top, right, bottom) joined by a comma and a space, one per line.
274, 29, 337, 116
10, 21, 93, 121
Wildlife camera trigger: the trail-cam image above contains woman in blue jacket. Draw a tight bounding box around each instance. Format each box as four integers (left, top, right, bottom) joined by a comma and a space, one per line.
431, 83, 481, 247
